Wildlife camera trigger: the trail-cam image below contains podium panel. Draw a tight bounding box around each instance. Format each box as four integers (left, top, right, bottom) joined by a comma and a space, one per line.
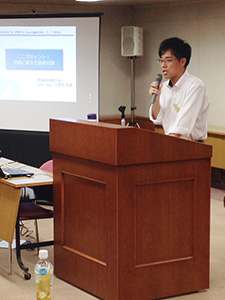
135, 178, 194, 265
63, 172, 107, 260
50, 119, 212, 300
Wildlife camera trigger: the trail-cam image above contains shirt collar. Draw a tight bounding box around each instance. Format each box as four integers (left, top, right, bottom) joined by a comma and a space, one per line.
167, 70, 189, 89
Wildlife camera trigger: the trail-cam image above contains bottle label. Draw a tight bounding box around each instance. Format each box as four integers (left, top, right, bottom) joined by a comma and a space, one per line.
40, 268, 47, 276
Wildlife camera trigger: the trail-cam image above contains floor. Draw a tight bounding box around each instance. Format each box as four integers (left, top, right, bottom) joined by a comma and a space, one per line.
0, 187, 224, 300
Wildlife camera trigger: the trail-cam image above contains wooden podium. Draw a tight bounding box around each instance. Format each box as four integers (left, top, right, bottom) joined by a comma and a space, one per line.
50, 118, 212, 300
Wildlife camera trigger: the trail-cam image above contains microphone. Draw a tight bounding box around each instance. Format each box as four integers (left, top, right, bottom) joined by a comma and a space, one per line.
151, 73, 162, 104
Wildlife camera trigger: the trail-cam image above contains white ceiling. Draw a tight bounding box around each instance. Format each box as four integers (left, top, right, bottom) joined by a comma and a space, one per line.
73, 0, 192, 5
87, 0, 209, 4
0, 0, 211, 6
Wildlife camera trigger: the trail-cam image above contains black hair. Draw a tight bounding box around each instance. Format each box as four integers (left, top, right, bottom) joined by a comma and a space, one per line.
158, 37, 191, 68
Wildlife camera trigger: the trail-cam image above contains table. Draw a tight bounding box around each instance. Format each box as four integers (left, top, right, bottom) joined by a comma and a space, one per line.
205, 125, 225, 169
0, 157, 53, 278
204, 126, 225, 187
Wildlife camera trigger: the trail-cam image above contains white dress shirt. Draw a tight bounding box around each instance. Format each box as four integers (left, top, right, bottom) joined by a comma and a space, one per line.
149, 71, 210, 140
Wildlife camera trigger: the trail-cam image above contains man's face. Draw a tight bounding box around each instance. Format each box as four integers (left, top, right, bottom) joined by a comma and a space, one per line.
160, 50, 186, 85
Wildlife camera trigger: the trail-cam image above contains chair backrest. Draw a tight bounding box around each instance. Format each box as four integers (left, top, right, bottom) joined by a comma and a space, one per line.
40, 160, 53, 173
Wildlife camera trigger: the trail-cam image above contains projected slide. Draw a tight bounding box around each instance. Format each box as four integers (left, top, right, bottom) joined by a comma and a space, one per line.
0, 26, 76, 102
0, 15, 100, 131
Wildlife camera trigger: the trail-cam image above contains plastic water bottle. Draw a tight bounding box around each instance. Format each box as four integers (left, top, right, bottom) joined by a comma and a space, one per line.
34, 249, 53, 300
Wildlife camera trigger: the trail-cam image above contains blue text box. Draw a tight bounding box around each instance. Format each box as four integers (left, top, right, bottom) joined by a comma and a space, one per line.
6, 49, 63, 70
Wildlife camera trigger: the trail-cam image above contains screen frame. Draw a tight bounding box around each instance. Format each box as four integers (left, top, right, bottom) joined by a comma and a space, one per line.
0, 12, 103, 131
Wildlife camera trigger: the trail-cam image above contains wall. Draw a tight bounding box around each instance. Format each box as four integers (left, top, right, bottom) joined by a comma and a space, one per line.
0, 1, 225, 127
132, 1, 225, 127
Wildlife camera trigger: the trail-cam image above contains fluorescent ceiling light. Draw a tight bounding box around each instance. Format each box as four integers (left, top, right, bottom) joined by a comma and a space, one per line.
76, 0, 103, 2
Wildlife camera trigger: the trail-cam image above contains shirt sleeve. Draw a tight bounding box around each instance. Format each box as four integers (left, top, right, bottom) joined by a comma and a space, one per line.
149, 105, 163, 124
168, 82, 207, 138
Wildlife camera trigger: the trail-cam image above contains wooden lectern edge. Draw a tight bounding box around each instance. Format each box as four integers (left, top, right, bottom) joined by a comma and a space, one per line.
50, 118, 212, 166
50, 117, 127, 129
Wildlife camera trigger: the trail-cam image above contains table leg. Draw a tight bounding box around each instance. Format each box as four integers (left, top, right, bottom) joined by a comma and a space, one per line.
15, 215, 31, 280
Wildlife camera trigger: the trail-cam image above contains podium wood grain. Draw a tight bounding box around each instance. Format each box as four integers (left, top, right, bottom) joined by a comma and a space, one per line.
50, 119, 212, 300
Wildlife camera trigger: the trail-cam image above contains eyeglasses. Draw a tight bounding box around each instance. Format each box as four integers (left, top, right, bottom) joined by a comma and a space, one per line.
156, 58, 177, 64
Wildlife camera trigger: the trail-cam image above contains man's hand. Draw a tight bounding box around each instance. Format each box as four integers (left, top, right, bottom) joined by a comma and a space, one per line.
149, 81, 162, 119
169, 133, 181, 138
149, 81, 161, 98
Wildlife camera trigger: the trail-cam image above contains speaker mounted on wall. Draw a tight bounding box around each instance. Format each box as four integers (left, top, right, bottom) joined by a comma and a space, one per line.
121, 26, 143, 57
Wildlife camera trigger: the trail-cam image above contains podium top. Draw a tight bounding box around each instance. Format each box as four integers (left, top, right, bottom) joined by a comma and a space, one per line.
50, 118, 212, 166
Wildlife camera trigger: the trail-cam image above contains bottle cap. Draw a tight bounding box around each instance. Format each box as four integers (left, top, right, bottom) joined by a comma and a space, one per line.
39, 249, 48, 260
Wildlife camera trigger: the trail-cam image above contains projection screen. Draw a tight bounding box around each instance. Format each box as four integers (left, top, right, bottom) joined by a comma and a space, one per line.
0, 13, 101, 131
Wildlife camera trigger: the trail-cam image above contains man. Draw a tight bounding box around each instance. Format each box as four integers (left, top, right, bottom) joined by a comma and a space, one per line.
149, 37, 210, 141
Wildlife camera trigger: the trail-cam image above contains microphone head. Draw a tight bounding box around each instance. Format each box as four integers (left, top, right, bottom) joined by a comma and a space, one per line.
150, 73, 163, 104
155, 73, 162, 84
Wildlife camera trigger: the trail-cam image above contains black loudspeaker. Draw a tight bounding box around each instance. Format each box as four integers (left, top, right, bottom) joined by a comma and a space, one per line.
121, 26, 143, 57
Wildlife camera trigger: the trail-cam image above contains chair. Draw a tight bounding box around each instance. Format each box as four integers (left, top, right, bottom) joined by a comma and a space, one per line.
33, 160, 53, 206
40, 159, 53, 173
11, 160, 53, 279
